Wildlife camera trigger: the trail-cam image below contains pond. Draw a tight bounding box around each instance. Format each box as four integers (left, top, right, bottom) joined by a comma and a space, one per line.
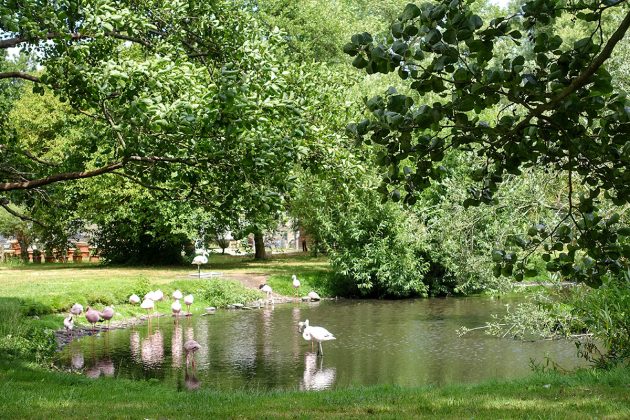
55, 297, 587, 391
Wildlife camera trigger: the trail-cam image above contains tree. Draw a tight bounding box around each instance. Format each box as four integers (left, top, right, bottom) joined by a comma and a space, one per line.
0, 1, 326, 262
0, 2, 307, 204
346, 0, 629, 286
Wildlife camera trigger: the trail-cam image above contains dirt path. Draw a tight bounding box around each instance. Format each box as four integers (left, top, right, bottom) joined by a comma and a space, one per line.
220, 272, 269, 289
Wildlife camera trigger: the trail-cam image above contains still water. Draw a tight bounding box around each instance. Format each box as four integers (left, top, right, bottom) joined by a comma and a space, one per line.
55, 298, 586, 391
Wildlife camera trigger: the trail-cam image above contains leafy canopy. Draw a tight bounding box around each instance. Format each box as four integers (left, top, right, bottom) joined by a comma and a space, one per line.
346, 0, 630, 286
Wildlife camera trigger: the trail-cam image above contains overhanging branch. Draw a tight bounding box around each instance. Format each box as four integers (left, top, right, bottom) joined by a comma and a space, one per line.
513, 9, 630, 133
0, 162, 124, 191
0, 72, 41, 83
0, 198, 47, 228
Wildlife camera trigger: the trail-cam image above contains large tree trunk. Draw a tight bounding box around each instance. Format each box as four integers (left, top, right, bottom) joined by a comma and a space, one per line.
254, 231, 266, 260
16, 232, 30, 263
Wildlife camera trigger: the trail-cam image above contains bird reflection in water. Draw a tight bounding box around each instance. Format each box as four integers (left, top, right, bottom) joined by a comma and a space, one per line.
172, 322, 184, 368
83, 357, 115, 378
261, 307, 274, 358
140, 325, 164, 368
69, 341, 84, 370
300, 352, 336, 391
129, 330, 141, 363
184, 366, 201, 390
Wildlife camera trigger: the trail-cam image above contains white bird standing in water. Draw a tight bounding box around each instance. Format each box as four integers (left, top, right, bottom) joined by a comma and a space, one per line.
183, 294, 194, 315
100, 306, 115, 329
129, 294, 140, 305
299, 319, 335, 356
172, 289, 183, 300
292, 274, 301, 297
259, 284, 273, 306
153, 290, 164, 313
85, 307, 102, 332
140, 298, 155, 318
184, 339, 201, 368
172, 299, 182, 317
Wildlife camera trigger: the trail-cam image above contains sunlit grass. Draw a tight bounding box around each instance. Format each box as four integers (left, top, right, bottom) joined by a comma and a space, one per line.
0, 360, 628, 419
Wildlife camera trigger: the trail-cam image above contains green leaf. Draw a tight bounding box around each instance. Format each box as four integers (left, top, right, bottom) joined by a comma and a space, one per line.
400, 3, 422, 22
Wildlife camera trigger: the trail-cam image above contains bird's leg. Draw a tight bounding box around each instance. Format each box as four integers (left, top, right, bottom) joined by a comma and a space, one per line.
318, 342, 323, 356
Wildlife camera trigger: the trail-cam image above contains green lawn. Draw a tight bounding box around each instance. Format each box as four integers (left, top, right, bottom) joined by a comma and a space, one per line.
0, 360, 628, 419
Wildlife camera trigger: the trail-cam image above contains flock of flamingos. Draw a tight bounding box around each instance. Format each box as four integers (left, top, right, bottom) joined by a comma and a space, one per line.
62, 274, 336, 368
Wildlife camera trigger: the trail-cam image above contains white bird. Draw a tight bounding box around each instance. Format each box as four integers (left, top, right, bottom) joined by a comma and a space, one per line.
153, 290, 164, 313
299, 319, 335, 356
191, 254, 208, 265
171, 299, 182, 316
129, 294, 140, 305
192, 254, 208, 278
183, 294, 194, 315
85, 307, 102, 332
70, 303, 83, 320
292, 274, 301, 297
172, 289, 183, 300
153, 289, 164, 302
63, 314, 74, 336
259, 284, 273, 305
184, 339, 201, 368
100, 306, 115, 329
140, 298, 155, 318
308, 291, 321, 301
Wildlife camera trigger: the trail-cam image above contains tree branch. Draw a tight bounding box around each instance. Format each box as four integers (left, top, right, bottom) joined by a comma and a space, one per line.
513, 9, 630, 134
0, 31, 150, 49
0, 198, 47, 228
0, 72, 41, 83
0, 162, 124, 191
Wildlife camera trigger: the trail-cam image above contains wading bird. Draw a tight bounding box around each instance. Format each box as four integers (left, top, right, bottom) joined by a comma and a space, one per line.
140, 298, 155, 318
129, 294, 140, 305
298, 319, 335, 356
153, 290, 164, 313
100, 306, 115, 329
307, 291, 321, 301
63, 314, 74, 337
183, 294, 194, 315
70, 303, 83, 320
192, 252, 208, 278
259, 284, 273, 305
172, 299, 182, 317
85, 307, 102, 332
184, 339, 201, 368
292, 274, 301, 297
172, 289, 183, 300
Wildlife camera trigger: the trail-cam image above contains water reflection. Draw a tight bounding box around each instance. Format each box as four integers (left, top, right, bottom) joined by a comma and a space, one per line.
185, 366, 201, 390
141, 327, 164, 368
300, 353, 336, 391
70, 342, 84, 370
172, 322, 184, 368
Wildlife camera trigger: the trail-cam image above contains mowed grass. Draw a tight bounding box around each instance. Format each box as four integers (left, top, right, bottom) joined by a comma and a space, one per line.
0, 253, 331, 314
0, 360, 628, 419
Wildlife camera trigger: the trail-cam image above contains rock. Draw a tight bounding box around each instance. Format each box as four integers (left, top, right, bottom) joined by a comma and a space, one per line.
205, 307, 217, 313
232, 303, 244, 308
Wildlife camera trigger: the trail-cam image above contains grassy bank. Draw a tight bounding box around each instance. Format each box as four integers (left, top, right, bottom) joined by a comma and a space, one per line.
0, 360, 628, 418
0, 254, 331, 361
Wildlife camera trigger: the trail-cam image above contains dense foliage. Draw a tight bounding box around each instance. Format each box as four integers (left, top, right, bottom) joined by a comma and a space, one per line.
345, 0, 629, 286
